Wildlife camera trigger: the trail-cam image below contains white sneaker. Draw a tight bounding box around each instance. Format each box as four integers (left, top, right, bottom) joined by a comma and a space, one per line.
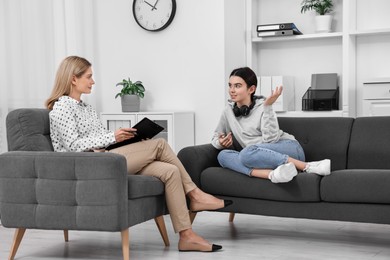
268, 162, 298, 183
305, 159, 331, 176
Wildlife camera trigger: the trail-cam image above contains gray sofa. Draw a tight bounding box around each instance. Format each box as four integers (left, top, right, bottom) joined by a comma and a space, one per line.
179, 116, 390, 225
0, 108, 169, 260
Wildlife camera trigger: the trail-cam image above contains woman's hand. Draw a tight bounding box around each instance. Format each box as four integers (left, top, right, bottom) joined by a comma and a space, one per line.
264, 85, 283, 106
114, 127, 137, 142
219, 132, 233, 148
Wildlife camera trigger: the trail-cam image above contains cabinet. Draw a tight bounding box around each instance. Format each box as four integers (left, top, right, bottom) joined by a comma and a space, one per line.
245, 0, 390, 117
100, 112, 194, 153
362, 79, 390, 116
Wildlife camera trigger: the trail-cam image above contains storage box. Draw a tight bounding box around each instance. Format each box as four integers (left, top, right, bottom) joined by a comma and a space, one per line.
302, 87, 339, 111
311, 73, 338, 89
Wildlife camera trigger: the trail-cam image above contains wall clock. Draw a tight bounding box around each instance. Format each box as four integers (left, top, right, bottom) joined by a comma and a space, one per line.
133, 0, 176, 32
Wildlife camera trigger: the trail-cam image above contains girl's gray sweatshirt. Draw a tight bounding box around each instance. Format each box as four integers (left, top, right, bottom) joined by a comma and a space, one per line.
211, 100, 295, 150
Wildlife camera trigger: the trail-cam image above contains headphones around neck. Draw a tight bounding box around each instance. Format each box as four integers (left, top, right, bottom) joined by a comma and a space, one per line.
231, 95, 265, 117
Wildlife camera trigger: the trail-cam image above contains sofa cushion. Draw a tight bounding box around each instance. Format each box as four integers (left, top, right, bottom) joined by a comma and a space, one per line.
321, 169, 390, 203
6, 108, 54, 151
200, 167, 321, 202
348, 116, 390, 169
278, 117, 354, 171
127, 175, 164, 199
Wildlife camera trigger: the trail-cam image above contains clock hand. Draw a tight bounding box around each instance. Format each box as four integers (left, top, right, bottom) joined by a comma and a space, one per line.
152, 0, 159, 10
144, 0, 156, 10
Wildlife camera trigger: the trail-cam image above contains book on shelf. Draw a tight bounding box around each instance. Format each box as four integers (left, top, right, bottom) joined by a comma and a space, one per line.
256, 22, 299, 32
257, 29, 302, 37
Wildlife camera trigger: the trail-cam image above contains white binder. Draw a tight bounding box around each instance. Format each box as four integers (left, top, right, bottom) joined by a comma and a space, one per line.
258, 76, 295, 112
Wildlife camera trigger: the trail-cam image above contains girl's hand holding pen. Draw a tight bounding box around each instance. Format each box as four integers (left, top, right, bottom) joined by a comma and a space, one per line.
219, 132, 233, 148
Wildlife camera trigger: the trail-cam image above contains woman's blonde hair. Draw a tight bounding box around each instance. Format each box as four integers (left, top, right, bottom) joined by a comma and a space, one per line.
45, 56, 92, 110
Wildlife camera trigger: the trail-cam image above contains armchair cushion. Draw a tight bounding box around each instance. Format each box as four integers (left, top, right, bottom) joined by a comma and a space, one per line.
127, 175, 165, 199
6, 108, 53, 151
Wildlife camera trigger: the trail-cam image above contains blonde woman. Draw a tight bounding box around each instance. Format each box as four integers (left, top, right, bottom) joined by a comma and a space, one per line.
46, 56, 232, 252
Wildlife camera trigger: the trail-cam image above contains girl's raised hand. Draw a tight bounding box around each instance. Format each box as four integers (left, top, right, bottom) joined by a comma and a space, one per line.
264, 85, 283, 106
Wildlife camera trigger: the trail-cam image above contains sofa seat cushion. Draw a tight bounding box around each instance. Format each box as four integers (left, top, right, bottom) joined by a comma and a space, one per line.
127, 175, 164, 199
321, 169, 390, 203
200, 167, 321, 202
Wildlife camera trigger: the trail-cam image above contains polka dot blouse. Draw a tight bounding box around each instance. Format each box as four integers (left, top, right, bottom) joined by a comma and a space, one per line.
49, 96, 116, 152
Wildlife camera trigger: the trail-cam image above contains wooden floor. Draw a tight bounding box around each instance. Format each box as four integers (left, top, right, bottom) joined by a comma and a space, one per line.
1, 212, 390, 259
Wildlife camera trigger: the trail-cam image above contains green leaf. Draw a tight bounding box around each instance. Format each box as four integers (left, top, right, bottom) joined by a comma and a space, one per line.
137, 85, 145, 92
114, 76, 146, 98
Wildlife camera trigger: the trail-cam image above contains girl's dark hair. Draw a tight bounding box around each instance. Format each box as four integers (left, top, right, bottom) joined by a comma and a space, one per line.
230, 67, 257, 99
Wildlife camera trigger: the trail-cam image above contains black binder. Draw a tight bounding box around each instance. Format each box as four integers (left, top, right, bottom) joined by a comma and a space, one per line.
257, 23, 299, 32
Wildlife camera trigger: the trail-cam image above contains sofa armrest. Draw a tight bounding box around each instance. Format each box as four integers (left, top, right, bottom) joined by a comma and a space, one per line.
0, 151, 128, 232
177, 144, 220, 187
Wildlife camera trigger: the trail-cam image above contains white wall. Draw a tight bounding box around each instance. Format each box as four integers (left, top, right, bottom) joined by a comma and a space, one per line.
91, 0, 228, 145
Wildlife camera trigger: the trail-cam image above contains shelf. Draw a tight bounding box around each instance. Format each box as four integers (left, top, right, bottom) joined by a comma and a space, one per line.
252, 32, 343, 43
349, 28, 390, 36
276, 110, 344, 118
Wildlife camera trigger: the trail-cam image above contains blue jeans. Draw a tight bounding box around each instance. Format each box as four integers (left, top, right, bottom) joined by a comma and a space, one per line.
217, 139, 305, 176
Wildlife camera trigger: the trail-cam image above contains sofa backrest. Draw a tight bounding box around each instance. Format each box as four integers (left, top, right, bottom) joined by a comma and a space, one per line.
278, 117, 354, 171
6, 108, 54, 151
348, 116, 390, 169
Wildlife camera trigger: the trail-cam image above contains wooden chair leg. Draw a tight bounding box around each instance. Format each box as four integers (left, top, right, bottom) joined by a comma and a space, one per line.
63, 229, 69, 242
8, 228, 26, 260
229, 212, 235, 222
154, 215, 170, 246
121, 229, 129, 260
189, 211, 197, 224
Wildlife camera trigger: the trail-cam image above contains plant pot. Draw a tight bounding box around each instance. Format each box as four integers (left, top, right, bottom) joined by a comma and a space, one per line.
121, 95, 140, 112
315, 15, 332, 33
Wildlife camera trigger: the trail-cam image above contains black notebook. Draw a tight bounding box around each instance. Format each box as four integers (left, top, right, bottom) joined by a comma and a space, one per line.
105, 117, 164, 150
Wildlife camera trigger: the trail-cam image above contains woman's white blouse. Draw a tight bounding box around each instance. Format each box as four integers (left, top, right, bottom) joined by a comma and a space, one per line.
49, 96, 116, 152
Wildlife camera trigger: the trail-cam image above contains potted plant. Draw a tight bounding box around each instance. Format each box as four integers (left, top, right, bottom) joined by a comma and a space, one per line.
301, 0, 334, 33
115, 77, 145, 112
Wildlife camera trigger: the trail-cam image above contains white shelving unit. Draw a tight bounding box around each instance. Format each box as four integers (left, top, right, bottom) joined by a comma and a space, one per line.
245, 0, 390, 117
100, 111, 194, 153
362, 78, 390, 116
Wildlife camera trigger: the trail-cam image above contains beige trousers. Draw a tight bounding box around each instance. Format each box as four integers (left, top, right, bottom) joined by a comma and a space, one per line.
109, 138, 197, 233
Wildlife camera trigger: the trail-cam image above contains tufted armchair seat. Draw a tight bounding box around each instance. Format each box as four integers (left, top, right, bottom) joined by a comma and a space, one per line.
0, 108, 169, 260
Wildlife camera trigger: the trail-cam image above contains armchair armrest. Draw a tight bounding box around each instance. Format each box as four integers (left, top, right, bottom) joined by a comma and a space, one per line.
0, 151, 128, 232
177, 144, 220, 187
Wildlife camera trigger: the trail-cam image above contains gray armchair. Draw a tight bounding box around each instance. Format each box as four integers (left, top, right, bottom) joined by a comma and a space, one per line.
0, 108, 170, 260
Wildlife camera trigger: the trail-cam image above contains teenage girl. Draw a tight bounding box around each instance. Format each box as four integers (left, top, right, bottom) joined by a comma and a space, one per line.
212, 67, 331, 183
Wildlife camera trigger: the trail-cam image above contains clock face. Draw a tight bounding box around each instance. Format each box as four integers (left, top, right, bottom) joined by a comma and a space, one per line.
133, 0, 176, 32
